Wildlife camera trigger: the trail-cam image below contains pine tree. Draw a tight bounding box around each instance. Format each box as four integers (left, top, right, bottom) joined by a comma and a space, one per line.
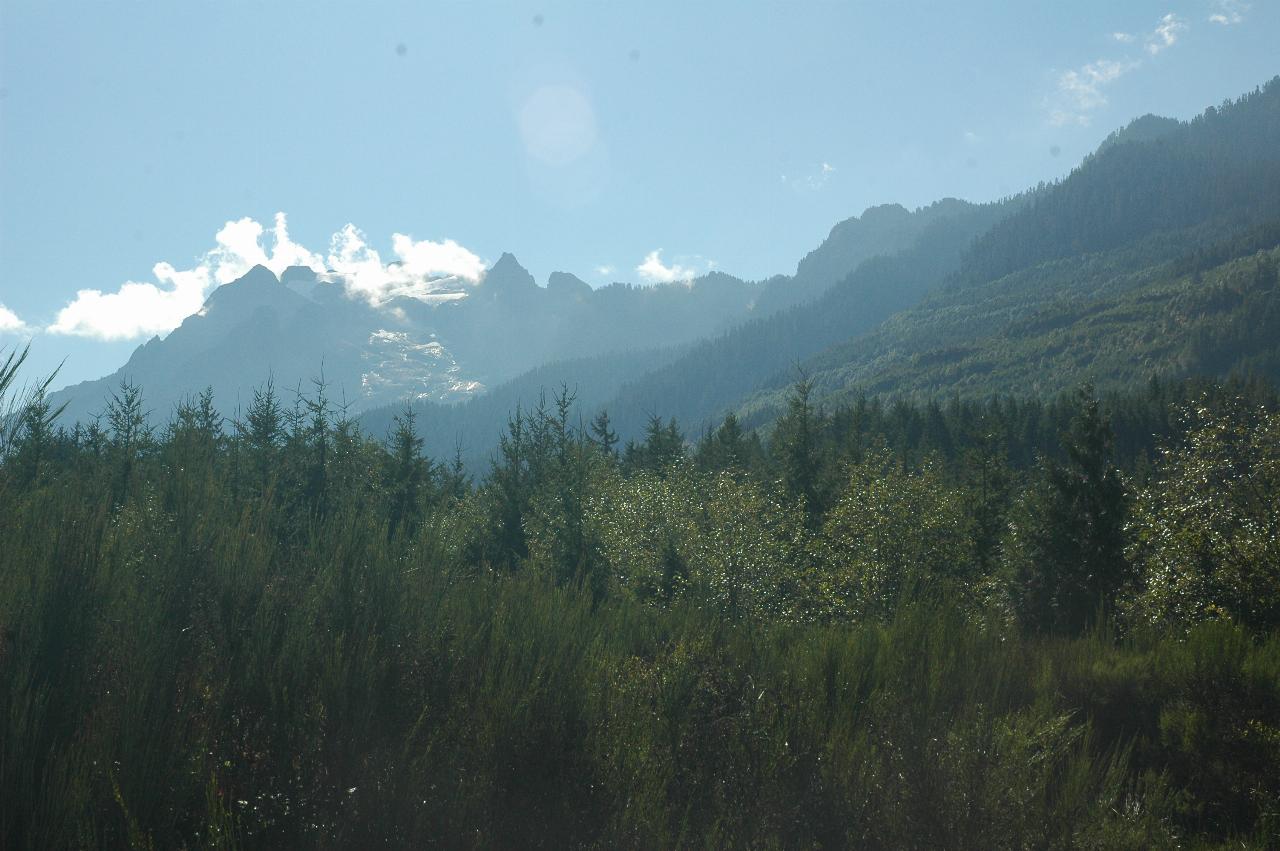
481, 407, 532, 569
240, 380, 283, 494
696, 411, 749, 472
12, 378, 65, 486
589, 409, 619, 457
773, 376, 824, 526
624, 414, 684, 474
105, 380, 151, 501
386, 404, 430, 540
1006, 387, 1129, 633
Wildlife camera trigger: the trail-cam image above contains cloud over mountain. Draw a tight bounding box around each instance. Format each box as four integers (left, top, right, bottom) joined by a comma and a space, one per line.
328, 226, 485, 304
637, 249, 700, 284
46, 214, 486, 341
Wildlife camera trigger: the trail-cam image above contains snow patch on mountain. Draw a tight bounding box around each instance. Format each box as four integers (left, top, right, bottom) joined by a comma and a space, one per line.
361, 329, 484, 406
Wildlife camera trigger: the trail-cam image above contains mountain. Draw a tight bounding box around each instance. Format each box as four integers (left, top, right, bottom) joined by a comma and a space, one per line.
358, 344, 692, 470
357, 197, 1013, 462
589, 197, 1016, 440
49, 77, 1280, 466
52, 195, 990, 447
731, 77, 1280, 424
750, 198, 984, 315
48, 256, 761, 424
52, 265, 397, 423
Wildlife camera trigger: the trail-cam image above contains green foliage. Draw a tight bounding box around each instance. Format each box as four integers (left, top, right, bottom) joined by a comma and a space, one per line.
384, 404, 432, 541
591, 466, 812, 621
1123, 402, 1280, 633
2, 352, 1280, 847
822, 451, 976, 621
1004, 388, 1130, 634
694, 410, 762, 473
588, 408, 618, 457
767, 237, 1280, 421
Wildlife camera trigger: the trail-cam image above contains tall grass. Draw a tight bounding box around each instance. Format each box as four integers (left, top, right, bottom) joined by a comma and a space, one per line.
1, 364, 1278, 847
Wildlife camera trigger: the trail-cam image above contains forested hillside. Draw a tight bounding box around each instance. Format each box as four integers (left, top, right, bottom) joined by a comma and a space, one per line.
734, 78, 1280, 425
399, 80, 1280, 458
733, 232, 1280, 424
599, 199, 1013, 438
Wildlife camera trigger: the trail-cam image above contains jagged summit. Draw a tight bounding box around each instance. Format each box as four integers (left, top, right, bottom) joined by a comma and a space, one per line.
482, 253, 537, 295
48, 245, 761, 425
202, 264, 303, 316
229, 264, 278, 286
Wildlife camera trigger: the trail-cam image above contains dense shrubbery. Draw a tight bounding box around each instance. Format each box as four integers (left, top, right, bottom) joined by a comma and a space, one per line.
2, 348, 1279, 848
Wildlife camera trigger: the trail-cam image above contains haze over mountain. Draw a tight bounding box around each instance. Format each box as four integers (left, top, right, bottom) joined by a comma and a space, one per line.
39, 76, 1280, 475
48, 189, 997, 434
48, 255, 760, 424
359, 76, 1280, 465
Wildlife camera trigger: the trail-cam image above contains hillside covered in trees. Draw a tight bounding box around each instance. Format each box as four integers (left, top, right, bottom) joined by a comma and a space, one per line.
733, 79, 1280, 425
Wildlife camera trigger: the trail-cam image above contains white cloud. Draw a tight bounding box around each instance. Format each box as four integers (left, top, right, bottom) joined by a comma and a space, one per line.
390, 234, 486, 284
594, 265, 616, 277
47, 213, 486, 341
1146, 13, 1187, 54
636, 250, 698, 284
48, 263, 211, 341
1050, 58, 1138, 126
1048, 13, 1193, 126
324, 225, 485, 303
208, 212, 326, 285
1209, 0, 1248, 24
0, 304, 28, 335
782, 161, 836, 192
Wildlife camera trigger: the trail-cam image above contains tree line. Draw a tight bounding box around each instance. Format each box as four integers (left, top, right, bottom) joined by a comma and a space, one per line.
2, 345, 1279, 847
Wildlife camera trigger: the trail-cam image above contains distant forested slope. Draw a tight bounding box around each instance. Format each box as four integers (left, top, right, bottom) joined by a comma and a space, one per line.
730, 78, 1280, 426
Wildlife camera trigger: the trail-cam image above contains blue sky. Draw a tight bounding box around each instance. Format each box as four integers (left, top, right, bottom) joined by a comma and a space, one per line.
1, 0, 1276, 387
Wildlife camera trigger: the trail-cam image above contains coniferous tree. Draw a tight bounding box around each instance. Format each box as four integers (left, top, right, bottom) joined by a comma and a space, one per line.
105, 379, 151, 501
589, 409, 619, 458
480, 406, 532, 569
696, 411, 750, 473
624, 414, 684, 474
773, 376, 825, 526
386, 404, 431, 540
1006, 387, 1129, 633
959, 422, 1012, 576
11, 379, 64, 486
299, 377, 332, 515
239, 379, 284, 495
